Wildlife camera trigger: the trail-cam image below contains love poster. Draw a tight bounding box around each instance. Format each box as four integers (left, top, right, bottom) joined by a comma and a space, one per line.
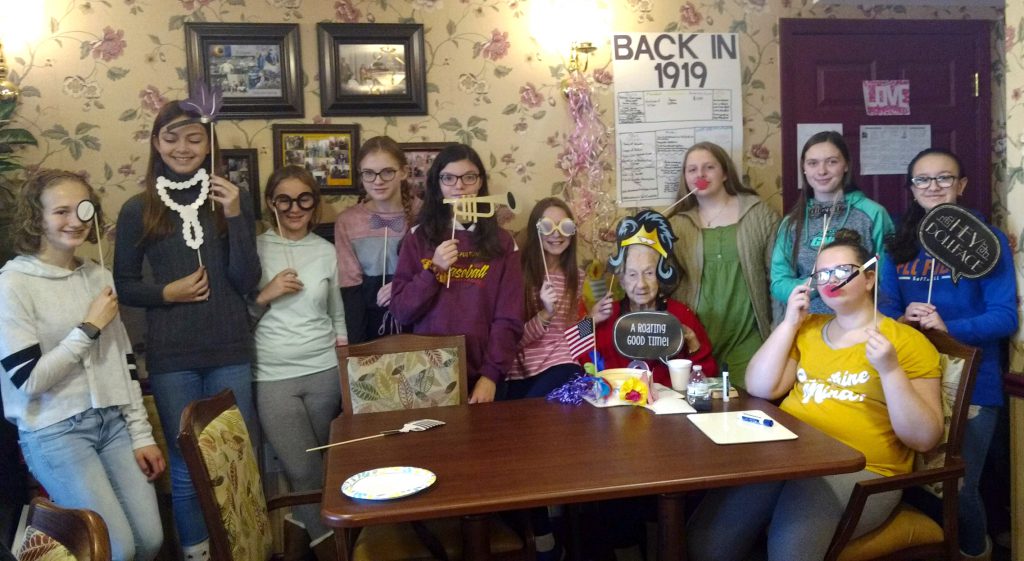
917, 204, 1000, 284
863, 80, 910, 116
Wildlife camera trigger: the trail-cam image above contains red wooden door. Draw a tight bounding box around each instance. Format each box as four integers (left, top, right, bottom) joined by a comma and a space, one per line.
780, 19, 992, 219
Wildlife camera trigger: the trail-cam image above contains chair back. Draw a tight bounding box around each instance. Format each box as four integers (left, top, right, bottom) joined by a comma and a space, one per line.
338, 334, 468, 414
177, 390, 272, 561
16, 498, 111, 561
915, 328, 980, 479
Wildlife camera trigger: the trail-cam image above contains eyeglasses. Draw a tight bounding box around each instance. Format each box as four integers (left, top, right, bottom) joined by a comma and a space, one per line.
360, 168, 398, 183
536, 217, 576, 237
909, 174, 958, 190
439, 172, 480, 187
271, 192, 317, 212
810, 263, 859, 286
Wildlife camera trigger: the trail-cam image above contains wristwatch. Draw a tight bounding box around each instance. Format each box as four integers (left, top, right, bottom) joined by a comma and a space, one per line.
77, 322, 101, 340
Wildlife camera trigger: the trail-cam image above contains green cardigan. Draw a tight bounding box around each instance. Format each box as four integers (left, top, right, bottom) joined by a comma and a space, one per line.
669, 192, 780, 340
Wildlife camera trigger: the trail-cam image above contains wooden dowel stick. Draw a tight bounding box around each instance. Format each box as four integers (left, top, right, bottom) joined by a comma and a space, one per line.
306, 433, 384, 452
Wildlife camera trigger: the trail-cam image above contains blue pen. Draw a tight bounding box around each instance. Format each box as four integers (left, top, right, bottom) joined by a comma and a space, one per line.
739, 412, 774, 427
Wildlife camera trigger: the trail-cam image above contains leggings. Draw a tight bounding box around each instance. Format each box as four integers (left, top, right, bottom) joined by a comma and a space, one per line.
687, 469, 901, 561
255, 367, 341, 539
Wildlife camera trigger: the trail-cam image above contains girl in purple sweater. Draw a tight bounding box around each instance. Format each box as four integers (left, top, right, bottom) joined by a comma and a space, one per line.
390, 144, 524, 403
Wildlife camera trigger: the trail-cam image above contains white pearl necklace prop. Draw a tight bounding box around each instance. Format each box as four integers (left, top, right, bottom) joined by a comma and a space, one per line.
156, 168, 210, 267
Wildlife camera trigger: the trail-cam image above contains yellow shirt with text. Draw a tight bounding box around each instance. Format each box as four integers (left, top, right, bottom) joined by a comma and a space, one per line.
781, 315, 940, 476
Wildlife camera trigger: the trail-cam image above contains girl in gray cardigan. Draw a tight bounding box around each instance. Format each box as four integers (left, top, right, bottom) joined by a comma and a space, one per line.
668, 142, 779, 388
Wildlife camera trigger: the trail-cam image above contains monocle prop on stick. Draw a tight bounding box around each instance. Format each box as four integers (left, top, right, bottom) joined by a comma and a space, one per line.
76, 200, 105, 272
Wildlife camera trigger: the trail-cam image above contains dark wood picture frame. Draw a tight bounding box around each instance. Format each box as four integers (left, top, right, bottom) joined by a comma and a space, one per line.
317, 23, 428, 116
400, 141, 455, 198
219, 148, 261, 216
272, 124, 360, 194
185, 23, 304, 119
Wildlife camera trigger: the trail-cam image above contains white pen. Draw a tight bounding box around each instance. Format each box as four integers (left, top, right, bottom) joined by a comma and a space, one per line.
722, 371, 730, 402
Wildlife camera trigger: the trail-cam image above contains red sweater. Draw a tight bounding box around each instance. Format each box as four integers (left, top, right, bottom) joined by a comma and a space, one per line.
390, 225, 524, 385
577, 299, 718, 387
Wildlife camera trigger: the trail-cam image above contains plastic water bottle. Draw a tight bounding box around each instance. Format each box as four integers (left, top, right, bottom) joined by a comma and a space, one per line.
687, 365, 711, 412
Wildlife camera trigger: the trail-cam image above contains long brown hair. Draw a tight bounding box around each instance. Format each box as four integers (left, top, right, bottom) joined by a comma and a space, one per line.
263, 165, 323, 233
355, 136, 416, 228
783, 131, 858, 265
521, 197, 579, 322
14, 170, 101, 255
671, 141, 757, 215
139, 101, 225, 245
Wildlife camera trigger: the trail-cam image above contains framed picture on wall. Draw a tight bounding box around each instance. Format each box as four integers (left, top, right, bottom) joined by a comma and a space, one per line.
219, 149, 260, 215
272, 124, 360, 194
184, 23, 304, 119
317, 23, 428, 116
400, 141, 455, 198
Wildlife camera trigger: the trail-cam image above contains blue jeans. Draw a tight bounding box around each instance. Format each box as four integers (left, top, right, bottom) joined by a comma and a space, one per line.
19, 407, 163, 561
149, 363, 257, 547
960, 405, 999, 555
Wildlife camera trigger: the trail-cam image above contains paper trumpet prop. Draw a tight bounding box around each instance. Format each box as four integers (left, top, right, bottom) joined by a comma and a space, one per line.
444, 192, 518, 222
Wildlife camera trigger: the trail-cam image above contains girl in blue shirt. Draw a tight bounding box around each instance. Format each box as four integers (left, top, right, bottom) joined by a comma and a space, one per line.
880, 147, 1018, 560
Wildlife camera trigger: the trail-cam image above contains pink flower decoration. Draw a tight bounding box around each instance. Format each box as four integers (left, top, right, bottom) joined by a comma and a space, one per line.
139, 86, 168, 115
1007, 26, 1017, 54
334, 0, 361, 22
519, 83, 543, 108
593, 68, 613, 86
92, 27, 127, 62
480, 29, 510, 61
750, 143, 770, 162
679, 3, 702, 27
118, 163, 135, 177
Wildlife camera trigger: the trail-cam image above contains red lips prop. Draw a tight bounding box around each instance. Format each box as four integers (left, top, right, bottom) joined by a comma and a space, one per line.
694, 178, 710, 190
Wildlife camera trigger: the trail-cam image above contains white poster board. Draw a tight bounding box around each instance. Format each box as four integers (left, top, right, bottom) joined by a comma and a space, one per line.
859, 125, 931, 175
611, 33, 743, 208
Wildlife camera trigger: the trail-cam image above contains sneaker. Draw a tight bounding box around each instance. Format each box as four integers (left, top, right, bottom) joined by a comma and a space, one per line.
960, 536, 992, 561
536, 544, 564, 561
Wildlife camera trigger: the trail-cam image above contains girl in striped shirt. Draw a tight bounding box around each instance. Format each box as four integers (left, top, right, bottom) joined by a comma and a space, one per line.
506, 197, 585, 399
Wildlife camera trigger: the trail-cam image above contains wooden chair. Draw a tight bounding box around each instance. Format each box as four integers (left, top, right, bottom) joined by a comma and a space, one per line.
338, 333, 468, 415
177, 389, 322, 561
824, 328, 980, 561
15, 498, 111, 561
337, 334, 533, 561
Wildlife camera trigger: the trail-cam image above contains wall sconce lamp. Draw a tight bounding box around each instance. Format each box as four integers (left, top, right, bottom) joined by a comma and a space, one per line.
567, 41, 597, 74
0, 42, 19, 102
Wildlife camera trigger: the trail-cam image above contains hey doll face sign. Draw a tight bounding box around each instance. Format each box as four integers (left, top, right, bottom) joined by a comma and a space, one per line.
917, 203, 999, 284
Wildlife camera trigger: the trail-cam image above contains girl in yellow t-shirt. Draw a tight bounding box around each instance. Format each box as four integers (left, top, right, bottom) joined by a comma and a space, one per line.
687, 229, 942, 561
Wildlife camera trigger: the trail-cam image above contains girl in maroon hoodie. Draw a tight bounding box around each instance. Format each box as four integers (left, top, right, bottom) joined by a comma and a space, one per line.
390, 144, 524, 403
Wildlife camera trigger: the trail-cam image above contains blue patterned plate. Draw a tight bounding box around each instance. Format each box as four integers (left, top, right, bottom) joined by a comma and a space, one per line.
341, 466, 436, 500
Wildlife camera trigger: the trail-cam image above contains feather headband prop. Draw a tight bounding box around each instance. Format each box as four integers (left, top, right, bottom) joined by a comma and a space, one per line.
176, 82, 224, 126
175, 82, 224, 211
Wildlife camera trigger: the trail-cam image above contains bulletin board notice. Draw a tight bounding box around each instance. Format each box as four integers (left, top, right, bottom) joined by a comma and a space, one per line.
611, 32, 743, 208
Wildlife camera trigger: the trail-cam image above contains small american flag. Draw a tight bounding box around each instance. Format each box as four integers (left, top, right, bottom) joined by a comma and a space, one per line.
564, 317, 595, 358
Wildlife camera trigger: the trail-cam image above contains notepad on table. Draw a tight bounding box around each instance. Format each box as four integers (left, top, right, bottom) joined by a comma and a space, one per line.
688, 410, 798, 444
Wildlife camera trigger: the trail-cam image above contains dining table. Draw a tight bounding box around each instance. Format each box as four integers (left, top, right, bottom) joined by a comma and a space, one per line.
321, 394, 865, 561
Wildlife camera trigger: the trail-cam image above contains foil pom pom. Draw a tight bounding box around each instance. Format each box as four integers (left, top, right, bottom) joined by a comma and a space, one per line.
546, 376, 610, 405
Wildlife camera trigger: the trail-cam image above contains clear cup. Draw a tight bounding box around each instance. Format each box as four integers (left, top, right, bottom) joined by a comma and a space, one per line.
667, 359, 692, 391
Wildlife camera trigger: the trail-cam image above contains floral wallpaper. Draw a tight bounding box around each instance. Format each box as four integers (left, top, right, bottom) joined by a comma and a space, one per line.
3, 0, 1006, 262
1003, 0, 1023, 553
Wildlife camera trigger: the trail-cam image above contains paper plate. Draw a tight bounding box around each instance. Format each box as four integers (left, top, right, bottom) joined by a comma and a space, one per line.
341, 466, 436, 500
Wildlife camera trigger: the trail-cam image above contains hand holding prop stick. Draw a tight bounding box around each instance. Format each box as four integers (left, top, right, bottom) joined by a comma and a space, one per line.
443, 192, 519, 288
